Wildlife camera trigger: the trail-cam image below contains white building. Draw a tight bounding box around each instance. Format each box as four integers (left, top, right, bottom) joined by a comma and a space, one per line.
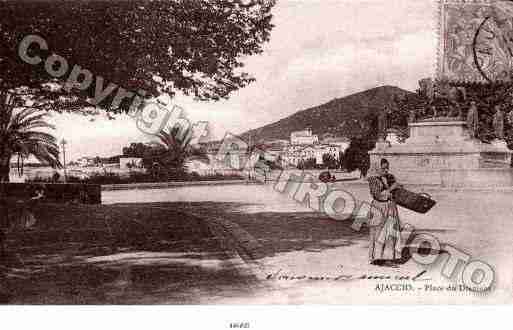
320, 136, 350, 153
290, 128, 319, 145
314, 144, 342, 165
76, 157, 94, 167
299, 146, 316, 160
281, 145, 318, 167
185, 158, 213, 176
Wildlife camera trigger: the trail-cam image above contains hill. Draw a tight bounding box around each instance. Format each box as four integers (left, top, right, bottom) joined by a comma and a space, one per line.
239, 85, 414, 143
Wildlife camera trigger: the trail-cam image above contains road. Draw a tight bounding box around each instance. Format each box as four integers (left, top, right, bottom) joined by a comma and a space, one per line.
102, 182, 513, 304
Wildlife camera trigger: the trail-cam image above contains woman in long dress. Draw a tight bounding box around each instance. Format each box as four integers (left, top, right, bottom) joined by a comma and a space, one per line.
367, 158, 403, 266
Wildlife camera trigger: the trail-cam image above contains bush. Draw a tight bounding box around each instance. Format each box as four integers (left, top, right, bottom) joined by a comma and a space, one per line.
52, 172, 61, 183
66, 175, 86, 183
187, 173, 244, 181
127, 171, 154, 183
28, 175, 89, 184
87, 172, 124, 185
27, 176, 52, 183
29, 169, 246, 185
0, 182, 101, 204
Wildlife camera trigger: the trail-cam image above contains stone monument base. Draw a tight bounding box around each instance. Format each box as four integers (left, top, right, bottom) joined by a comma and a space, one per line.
369, 121, 513, 188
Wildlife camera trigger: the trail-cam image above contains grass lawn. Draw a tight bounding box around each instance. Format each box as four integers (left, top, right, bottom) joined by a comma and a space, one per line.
1, 198, 364, 304
0, 201, 262, 304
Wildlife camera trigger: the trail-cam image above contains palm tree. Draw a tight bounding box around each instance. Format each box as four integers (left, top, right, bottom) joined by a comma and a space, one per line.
0, 92, 62, 182
149, 126, 192, 180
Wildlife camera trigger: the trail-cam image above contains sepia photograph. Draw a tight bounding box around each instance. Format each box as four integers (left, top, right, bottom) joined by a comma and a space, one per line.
1, 0, 513, 326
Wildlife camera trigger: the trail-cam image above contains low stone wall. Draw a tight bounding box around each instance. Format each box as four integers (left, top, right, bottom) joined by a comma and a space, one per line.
101, 179, 259, 191
0, 182, 101, 204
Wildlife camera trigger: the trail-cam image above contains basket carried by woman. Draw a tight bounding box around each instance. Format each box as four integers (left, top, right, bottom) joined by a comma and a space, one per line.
392, 188, 436, 214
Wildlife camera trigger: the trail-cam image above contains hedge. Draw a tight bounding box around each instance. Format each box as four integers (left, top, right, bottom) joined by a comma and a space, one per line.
0, 182, 101, 204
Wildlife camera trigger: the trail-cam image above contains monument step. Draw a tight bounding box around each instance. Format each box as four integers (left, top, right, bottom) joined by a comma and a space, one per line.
393, 168, 513, 188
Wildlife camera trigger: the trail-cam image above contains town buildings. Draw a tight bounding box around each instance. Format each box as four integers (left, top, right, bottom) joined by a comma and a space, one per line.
196, 129, 350, 172
290, 128, 319, 145
280, 129, 349, 168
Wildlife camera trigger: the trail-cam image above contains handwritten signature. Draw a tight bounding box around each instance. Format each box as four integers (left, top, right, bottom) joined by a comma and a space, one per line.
266, 269, 431, 282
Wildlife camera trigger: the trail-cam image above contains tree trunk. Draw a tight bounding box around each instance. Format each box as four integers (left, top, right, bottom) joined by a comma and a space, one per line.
0, 155, 9, 272
0, 155, 10, 183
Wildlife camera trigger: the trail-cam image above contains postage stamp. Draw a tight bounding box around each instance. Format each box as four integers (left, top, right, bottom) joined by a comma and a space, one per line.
438, 0, 513, 82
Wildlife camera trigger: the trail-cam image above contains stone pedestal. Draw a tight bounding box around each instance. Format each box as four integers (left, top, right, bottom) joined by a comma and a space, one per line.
369, 120, 513, 187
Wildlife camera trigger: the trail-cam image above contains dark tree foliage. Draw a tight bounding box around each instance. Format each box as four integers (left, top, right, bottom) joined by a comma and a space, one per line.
189, 144, 209, 161
337, 111, 379, 175
297, 157, 316, 170
0, 0, 275, 113
257, 154, 282, 170
123, 142, 152, 158
322, 153, 338, 169
343, 138, 372, 176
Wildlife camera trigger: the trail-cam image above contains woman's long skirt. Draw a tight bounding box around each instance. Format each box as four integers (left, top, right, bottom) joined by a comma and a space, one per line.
368, 199, 402, 263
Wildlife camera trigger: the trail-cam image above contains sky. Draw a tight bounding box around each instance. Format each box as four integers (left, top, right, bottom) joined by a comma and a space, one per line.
49, 0, 438, 161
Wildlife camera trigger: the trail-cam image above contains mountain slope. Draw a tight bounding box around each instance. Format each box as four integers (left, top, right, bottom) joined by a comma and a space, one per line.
240, 85, 414, 142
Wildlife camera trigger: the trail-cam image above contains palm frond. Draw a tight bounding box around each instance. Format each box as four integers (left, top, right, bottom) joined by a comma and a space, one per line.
0, 102, 61, 175
17, 131, 58, 144
28, 143, 62, 169
20, 120, 56, 131
8, 108, 41, 126
8, 111, 51, 132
